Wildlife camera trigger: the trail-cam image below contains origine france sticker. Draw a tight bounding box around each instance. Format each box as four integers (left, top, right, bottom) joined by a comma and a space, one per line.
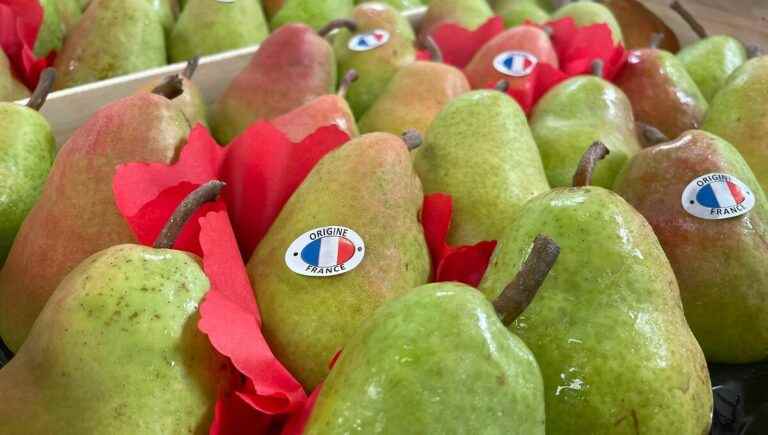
681, 173, 755, 220
348, 29, 390, 51
492, 51, 538, 77
285, 226, 365, 277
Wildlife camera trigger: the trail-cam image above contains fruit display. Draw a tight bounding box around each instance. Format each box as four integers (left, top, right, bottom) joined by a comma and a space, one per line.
0, 1, 767, 434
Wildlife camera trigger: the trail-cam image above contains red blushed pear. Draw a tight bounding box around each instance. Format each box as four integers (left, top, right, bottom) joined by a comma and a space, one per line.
271, 69, 359, 143
614, 33, 708, 140
463, 25, 559, 91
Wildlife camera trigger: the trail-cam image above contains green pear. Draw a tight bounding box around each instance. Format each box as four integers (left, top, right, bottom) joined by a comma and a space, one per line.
479, 143, 713, 435
35, 0, 65, 57
495, 0, 550, 27
138, 58, 208, 127
247, 132, 430, 390
54, 0, 83, 33
671, 1, 748, 102
145, 0, 177, 32
270, 0, 354, 31
552, 1, 623, 44
358, 0, 422, 10
306, 235, 562, 435
414, 89, 550, 245
614, 130, 768, 363
0, 180, 225, 434
53, 0, 166, 89
0, 69, 56, 266
529, 69, 641, 189
333, 2, 416, 118
0, 51, 29, 102
0, 86, 190, 352
703, 56, 768, 192
169, 0, 268, 62
420, 0, 494, 37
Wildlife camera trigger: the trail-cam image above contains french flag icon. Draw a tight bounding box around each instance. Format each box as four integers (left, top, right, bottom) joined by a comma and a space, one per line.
301, 237, 356, 268
696, 180, 746, 208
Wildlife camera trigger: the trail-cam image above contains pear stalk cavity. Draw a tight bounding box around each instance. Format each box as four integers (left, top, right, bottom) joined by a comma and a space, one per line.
154, 180, 225, 249
317, 19, 358, 38
572, 141, 610, 187
151, 76, 184, 100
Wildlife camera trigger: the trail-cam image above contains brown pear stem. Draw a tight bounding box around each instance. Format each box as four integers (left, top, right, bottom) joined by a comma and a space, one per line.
402, 129, 423, 151
670, 1, 708, 39
495, 80, 510, 92
591, 59, 604, 78
337, 69, 359, 98
493, 235, 560, 326
637, 122, 669, 146
182, 56, 200, 79
422, 36, 443, 63
26, 68, 56, 111
746, 44, 762, 59
318, 19, 358, 37
152, 75, 184, 100
650, 32, 665, 49
573, 141, 610, 187
153, 181, 226, 249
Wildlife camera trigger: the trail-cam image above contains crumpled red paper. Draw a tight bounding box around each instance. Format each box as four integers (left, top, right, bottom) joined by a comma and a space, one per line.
0, 0, 54, 90
549, 17, 628, 80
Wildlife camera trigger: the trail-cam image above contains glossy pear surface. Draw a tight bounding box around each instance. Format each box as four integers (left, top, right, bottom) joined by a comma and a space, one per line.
304, 282, 545, 435
247, 133, 430, 389
479, 187, 713, 435
414, 90, 550, 245
677, 36, 747, 102
614, 130, 768, 363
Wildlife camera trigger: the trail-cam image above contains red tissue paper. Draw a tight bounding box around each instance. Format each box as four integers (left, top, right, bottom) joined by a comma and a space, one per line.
548, 17, 629, 80
0, 0, 53, 90
429, 16, 505, 69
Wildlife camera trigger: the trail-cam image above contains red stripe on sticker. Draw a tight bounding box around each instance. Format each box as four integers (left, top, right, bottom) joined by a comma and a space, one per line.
337, 238, 355, 264
727, 180, 745, 204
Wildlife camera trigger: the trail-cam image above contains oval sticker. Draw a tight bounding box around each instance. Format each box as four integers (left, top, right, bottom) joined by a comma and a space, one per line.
681, 173, 755, 220
285, 226, 365, 277
348, 29, 390, 52
493, 51, 538, 77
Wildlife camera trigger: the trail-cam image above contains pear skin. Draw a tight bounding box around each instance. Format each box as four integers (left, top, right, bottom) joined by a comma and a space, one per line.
35, 0, 65, 57
0, 92, 190, 351
603, 0, 679, 51
0, 51, 29, 102
414, 90, 550, 245
703, 56, 768, 192
614, 130, 768, 363
420, 0, 494, 37
552, 1, 623, 44
304, 283, 545, 435
271, 94, 358, 143
138, 62, 208, 128
53, 0, 167, 89
495, 0, 551, 27
246, 133, 430, 390
0, 245, 221, 434
479, 185, 712, 435
677, 36, 747, 102
270, 0, 354, 31
55, 0, 83, 33
211, 24, 337, 144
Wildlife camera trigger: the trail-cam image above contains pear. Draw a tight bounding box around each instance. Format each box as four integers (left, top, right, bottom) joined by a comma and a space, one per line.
0, 69, 56, 266
35, 0, 65, 57
53, 0, 166, 89
702, 56, 768, 192
270, 0, 354, 31
359, 0, 423, 10
305, 235, 562, 435
211, 23, 337, 144
603, 0, 679, 51
145, 0, 178, 33
246, 132, 430, 390
271, 69, 359, 142
479, 143, 713, 435
671, 1, 749, 102
333, 3, 416, 118
169, 0, 268, 62
420, 0, 494, 37
0, 84, 191, 352
0, 183, 225, 434
529, 63, 641, 188
551, 0, 623, 44
358, 38, 470, 135
0, 51, 29, 102
614, 35, 708, 140
495, 0, 550, 27
138, 57, 208, 127
615, 130, 768, 363
55, 0, 83, 33
413, 90, 550, 245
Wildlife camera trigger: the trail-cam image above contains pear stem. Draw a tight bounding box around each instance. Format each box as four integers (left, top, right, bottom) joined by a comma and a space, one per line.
670, 1, 707, 39
152, 75, 184, 100
26, 68, 56, 111
493, 235, 560, 326
153, 181, 226, 249
591, 59, 604, 78
422, 36, 443, 63
572, 141, 610, 187
402, 129, 423, 151
0, 336, 13, 361
318, 19, 358, 37
649, 32, 665, 49
746, 44, 762, 59
337, 69, 359, 98
495, 80, 510, 92
637, 122, 669, 146
182, 56, 200, 79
